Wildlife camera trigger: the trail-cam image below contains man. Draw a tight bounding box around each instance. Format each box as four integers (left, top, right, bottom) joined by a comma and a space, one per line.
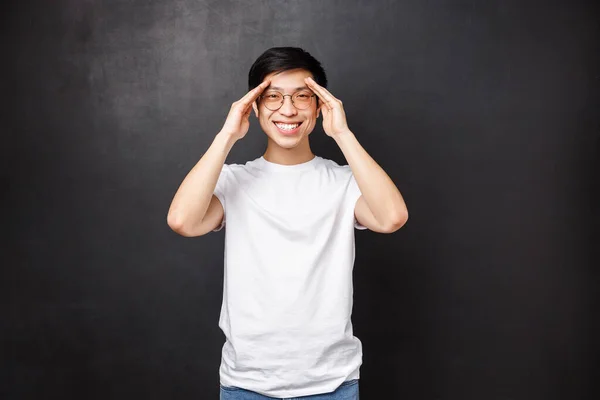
167, 47, 408, 399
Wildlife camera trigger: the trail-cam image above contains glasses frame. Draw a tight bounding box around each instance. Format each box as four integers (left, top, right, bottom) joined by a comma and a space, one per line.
258, 90, 317, 111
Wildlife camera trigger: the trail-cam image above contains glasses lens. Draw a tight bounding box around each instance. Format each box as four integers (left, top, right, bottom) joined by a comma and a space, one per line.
262, 92, 283, 110
293, 91, 313, 109
261, 91, 313, 110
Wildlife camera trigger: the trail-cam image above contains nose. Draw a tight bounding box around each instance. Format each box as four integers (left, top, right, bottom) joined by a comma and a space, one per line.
278, 96, 298, 116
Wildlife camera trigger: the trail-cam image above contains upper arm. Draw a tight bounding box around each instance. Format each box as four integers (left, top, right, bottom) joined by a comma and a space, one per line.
171, 194, 224, 237
354, 195, 397, 233
199, 194, 225, 235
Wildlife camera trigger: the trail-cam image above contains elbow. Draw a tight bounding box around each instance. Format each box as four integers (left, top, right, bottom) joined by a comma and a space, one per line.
167, 210, 201, 237
167, 210, 182, 231
384, 210, 408, 233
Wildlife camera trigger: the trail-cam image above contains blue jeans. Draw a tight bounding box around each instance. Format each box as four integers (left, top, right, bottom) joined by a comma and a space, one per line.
220, 379, 359, 400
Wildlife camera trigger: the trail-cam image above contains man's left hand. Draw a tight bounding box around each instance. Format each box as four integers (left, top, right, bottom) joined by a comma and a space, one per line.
304, 77, 351, 139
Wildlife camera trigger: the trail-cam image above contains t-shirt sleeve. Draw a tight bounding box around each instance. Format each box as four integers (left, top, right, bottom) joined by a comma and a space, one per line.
212, 164, 229, 232
346, 168, 368, 230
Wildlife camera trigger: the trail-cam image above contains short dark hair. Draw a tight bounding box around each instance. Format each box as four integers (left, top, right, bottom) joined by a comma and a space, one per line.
248, 47, 328, 91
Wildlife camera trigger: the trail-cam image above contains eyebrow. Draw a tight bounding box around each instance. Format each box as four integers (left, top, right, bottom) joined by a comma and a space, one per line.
267, 86, 310, 91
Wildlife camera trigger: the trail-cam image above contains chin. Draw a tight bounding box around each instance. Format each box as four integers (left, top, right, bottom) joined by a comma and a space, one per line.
265, 127, 303, 144
273, 135, 303, 148
261, 120, 315, 148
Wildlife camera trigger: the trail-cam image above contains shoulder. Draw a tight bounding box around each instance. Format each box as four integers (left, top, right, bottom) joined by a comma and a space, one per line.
222, 157, 262, 174
317, 157, 353, 180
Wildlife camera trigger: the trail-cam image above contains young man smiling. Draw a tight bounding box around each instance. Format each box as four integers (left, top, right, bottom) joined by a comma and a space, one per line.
167, 47, 408, 399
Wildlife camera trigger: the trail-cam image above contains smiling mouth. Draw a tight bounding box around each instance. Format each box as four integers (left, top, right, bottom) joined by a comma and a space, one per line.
273, 121, 303, 131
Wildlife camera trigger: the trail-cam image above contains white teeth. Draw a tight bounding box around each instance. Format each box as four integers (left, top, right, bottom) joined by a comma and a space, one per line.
275, 123, 300, 130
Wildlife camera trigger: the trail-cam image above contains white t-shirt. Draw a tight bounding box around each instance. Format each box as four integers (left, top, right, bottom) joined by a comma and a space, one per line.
212, 155, 367, 398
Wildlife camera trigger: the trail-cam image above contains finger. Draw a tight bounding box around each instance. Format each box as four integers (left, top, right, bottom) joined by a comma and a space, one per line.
231, 80, 271, 117
238, 79, 271, 107
304, 77, 339, 108
234, 80, 271, 116
242, 105, 252, 119
304, 76, 333, 97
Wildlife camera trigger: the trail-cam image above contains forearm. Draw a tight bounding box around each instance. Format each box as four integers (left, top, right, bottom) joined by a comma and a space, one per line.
334, 130, 408, 227
167, 131, 236, 231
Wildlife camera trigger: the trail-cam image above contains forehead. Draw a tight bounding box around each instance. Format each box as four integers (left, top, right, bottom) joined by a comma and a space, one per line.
264, 68, 313, 90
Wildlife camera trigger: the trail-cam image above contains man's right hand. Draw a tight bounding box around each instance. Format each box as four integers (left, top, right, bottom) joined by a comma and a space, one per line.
219, 79, 271, 142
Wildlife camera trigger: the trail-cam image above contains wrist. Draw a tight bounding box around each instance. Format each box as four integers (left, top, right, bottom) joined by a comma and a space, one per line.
215, 131, 238, 151
217, 129, 237, 142
332, 129, 355, 142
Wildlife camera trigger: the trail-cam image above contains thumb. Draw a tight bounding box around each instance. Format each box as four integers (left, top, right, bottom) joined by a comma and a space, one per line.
242, 106, 252, 120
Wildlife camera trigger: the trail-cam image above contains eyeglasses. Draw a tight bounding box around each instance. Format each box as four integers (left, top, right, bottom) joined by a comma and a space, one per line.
258, 90, 316, 111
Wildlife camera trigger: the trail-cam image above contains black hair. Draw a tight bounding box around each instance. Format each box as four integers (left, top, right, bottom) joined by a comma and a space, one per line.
248, 47, 328, 91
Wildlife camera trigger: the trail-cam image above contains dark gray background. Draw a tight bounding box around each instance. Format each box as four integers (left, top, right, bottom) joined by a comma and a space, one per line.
2, 0, 598, 399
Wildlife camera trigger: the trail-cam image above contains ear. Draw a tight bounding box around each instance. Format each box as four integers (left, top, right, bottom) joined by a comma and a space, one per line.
252, 101, 259, 118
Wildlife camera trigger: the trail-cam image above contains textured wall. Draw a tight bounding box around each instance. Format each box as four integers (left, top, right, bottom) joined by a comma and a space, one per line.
3, 0, 598, 399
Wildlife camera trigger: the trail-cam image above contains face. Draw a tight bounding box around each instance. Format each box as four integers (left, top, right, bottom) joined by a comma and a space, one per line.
252, 68, 321, 149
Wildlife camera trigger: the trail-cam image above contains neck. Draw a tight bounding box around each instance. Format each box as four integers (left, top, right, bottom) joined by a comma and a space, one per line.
263, 138, 315, 166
